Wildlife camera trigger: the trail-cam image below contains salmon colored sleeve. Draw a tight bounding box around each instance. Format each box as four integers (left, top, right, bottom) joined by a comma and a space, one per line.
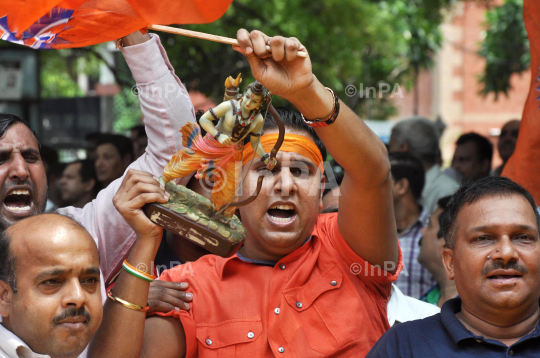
322, 213, 403, 298
154, 267, 198, 358
502, 0, 540, 205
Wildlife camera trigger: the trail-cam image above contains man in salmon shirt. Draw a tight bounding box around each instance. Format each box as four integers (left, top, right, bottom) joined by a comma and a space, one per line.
90, 28, 402, 358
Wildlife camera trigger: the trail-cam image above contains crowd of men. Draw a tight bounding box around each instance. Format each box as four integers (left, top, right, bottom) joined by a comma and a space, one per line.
0, 27, 537, 358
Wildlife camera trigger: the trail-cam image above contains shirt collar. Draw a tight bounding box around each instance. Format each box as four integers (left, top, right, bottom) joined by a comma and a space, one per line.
441, 297, 540, 346
441, 297, 472, 344
0, 323, 50, 358
215, 236, 313, 279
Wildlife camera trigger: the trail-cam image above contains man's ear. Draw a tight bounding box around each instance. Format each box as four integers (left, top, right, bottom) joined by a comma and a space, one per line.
442, 247, 455, 281
0, 281, 13, 318
394, 178, 409, 197
319, 175, 326, 211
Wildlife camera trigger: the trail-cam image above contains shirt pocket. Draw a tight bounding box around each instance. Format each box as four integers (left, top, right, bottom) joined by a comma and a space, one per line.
283, 265, 363, 355
196, 318, 263, 357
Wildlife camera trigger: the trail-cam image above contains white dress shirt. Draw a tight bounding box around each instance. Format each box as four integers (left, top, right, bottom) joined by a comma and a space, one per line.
387, 284, 440, 327
0, 324, 50, 358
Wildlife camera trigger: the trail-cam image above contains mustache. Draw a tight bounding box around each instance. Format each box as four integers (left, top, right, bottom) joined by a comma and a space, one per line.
52, 307, 91, 325
481, 260, 528, 276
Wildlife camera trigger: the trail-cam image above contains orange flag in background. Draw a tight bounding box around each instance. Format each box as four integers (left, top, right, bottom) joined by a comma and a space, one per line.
0, 0, 233, 49
502, 0, 540, 205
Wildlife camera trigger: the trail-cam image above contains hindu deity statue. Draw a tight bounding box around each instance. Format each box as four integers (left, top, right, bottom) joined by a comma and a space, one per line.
160, 77, 275, 224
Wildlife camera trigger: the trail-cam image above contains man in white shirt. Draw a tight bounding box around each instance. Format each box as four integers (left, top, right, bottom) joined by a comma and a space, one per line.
0, 214, 102, 358
387, 284, 440, 326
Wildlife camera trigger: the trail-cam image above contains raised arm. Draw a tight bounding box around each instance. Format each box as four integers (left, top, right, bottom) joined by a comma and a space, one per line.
58, 31, 196, 284
234, 30, 398, 267
88, 170, 186, 358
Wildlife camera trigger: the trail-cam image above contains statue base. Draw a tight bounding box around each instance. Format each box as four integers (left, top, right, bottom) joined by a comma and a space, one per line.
143, 181, 246, 257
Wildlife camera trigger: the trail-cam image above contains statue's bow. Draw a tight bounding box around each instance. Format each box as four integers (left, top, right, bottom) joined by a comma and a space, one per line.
226, 95, 285, 208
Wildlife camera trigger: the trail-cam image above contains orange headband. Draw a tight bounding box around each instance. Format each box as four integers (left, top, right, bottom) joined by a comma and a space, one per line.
243, 133, 324, 173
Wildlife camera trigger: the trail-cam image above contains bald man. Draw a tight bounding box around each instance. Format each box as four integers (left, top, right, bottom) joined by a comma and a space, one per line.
0, 214, 103, 358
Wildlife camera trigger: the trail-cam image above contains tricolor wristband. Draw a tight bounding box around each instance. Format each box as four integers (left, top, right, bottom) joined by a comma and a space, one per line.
122, 260, 156, 282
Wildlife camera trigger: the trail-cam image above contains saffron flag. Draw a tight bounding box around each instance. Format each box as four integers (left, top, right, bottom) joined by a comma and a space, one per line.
0, 0, 233, 49
502, 0, 540, 204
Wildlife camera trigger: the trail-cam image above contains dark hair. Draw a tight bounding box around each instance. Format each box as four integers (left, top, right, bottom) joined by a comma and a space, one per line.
0, 229, 17, 292
436, 195, 453, 239
262, 107, 327, 161
388, 152, 425, 200
85, 132, 105, 142
195, 110, 207, 137
39, 145, 58, 168
0, 113, 38, 145
440, 177, 540, 248
456, 132, 493, 164
130, 125, 147, 138
323, 159, 344, 197
96, 134, 134, 161
246, 81, 268, 99
68, 159, 101, 197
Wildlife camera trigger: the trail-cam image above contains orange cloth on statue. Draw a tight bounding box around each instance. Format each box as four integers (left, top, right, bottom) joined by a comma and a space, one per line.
162, 123, 242, 214
242, 133, 324, 173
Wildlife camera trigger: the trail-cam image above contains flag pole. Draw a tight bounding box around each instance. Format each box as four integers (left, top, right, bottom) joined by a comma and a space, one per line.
147, 24, 307, 58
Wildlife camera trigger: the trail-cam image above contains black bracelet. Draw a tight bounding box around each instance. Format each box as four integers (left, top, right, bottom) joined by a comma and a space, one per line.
301, 87, 340, 128
214, 131, 222, 140
260, 153, 270, 163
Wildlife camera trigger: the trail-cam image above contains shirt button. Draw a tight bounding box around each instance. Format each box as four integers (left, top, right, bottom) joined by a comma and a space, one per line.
279, 264, 286, 270
278, 347, 285, 353
274, 308, 280, 314
296, 302, 302, 308
205, 339, 212, 345
247, 332, 255, 339
330, 280, 337, 286
509, 350, 514, 356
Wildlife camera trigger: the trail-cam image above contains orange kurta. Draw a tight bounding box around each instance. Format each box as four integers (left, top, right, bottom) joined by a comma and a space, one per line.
157, 213, 403, 357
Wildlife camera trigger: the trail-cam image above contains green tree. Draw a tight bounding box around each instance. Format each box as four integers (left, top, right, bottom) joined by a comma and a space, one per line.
38, 0, 460, 120
478, 0, 529, 99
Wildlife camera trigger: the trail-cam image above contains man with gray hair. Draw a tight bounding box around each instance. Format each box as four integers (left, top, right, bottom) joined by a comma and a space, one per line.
388, 116, 459, 214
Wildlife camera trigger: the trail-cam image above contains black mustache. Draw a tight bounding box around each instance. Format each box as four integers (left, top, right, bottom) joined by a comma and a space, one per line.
52, 307, 91, 325
482, 260, 528, 276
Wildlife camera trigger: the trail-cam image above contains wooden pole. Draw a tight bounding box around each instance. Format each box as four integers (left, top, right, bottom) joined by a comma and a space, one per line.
148, 24, 307, 58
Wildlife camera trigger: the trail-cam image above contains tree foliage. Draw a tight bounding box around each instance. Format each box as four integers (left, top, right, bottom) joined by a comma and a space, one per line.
478, 0, 529, 99
39, 0, 459, 120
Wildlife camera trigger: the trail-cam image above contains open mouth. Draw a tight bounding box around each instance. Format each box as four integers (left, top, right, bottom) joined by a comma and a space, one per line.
4, 189, 32, 212
487, 271, 523, 284
267, 204, 297, 224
